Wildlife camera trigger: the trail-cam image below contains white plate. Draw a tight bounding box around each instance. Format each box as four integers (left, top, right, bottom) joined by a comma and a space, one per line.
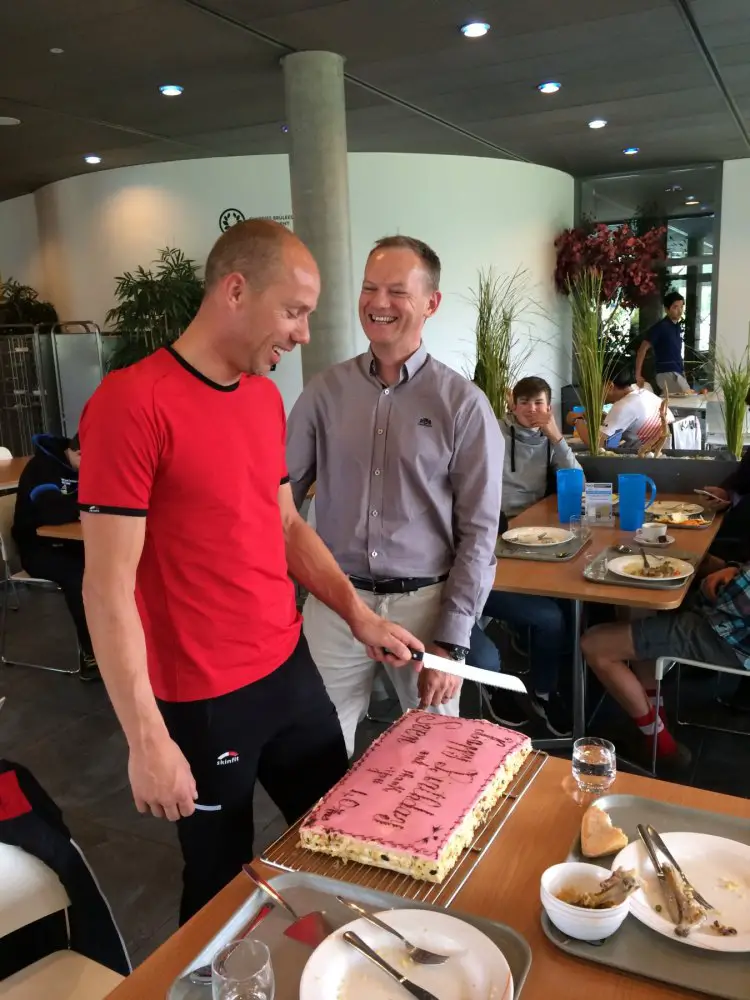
649, 501, 704, 516
633, 532, 676, 548
299, 908, 514, 1000
605, 554, 695, 581
502, 526, 574, 547
613, 832, 750, 952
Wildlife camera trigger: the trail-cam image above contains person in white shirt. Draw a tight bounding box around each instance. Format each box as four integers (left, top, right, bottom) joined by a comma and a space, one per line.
567, 365, 673, 451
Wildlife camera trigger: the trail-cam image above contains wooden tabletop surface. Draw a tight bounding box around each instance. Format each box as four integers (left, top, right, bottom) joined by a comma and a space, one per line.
104, 757, 750, 1000
493, 495, 722, 610
0, 456, 29, 489
36, 521, 82, 541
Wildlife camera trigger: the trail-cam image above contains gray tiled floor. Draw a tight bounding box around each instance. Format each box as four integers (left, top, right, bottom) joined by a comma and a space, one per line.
1, 590, 748, 969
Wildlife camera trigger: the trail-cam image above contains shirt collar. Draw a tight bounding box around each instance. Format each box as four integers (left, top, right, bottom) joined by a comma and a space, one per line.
366, 342, 429, 385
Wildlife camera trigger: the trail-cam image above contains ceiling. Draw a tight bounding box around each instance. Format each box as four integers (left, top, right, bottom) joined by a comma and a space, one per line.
1, 0, 749, 201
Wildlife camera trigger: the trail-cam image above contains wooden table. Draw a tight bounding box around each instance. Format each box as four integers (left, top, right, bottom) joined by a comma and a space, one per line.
492, 495, 723, 743
36, 521, 82, 541
0, 456, 29, 491
104, 758, 750, 1000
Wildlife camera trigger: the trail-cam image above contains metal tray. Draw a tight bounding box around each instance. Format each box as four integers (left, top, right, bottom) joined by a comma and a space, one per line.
541, 793, 750, 999
496, 530, 592, 563
261, 750, 547, 907
168, 871, 533, 1000
645, 508, 716, 530
582, 547, 701, 590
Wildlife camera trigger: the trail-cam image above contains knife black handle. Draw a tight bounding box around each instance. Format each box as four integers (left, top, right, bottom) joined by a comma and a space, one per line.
382, 648, 423, 661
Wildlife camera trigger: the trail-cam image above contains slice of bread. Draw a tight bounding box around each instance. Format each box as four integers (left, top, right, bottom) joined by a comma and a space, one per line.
581, 805, 628, 858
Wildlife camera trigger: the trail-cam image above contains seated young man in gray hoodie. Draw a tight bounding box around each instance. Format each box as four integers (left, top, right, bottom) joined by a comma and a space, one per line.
469, 376, 581, 737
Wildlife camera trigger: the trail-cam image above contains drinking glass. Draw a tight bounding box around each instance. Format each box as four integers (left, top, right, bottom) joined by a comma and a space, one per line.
212, 940, 274, 1000
572, 737, 616, 793
568, 514, 583, 539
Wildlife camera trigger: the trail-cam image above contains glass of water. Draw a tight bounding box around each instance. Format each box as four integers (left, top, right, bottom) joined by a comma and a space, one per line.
572, 737, 616, 793
212, 939, 274, 1000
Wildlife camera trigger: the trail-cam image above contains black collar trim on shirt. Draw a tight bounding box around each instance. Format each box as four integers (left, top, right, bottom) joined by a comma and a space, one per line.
164, 345, 241, 392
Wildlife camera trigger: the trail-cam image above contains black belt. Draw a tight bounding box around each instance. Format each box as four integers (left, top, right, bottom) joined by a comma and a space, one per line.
349, 574, 449, 594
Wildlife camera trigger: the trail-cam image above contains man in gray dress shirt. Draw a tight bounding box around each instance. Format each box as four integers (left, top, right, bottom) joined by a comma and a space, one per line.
287, 235, 504, 755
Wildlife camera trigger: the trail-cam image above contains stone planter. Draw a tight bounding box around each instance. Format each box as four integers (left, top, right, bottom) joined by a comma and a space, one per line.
578, 450, 738, 493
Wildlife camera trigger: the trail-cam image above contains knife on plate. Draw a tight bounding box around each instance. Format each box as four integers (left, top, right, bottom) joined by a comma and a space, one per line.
397, 649, 527, 694
636, 824, 682, 925
646, 825, 713, 910
343, 931, 439, 1000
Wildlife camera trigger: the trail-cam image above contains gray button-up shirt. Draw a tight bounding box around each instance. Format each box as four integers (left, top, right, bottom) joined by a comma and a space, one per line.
286, 344, 504, 647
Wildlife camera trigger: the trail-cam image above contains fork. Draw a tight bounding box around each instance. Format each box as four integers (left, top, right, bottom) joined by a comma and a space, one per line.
638, 545, 650, 571
646, 825, 714, 910
336, 897, 450, 965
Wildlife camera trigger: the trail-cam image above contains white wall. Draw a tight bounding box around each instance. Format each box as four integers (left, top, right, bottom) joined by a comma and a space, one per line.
717, 159, 750, 359
20, 153, 573, 409
0, 192, 43, 289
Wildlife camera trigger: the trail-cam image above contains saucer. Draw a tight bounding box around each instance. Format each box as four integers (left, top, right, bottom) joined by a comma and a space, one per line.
633, 532, 675, 547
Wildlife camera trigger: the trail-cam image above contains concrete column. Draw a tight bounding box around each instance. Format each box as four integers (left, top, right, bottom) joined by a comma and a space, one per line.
283, 51, 356, 382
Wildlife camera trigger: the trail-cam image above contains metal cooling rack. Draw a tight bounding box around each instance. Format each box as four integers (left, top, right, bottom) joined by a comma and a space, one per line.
260, 748, 548, 907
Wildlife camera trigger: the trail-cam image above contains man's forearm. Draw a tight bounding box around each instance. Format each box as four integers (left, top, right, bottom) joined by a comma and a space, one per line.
635, 341, 650, 380
285, 515, 366, 629
83, 578, 168, 750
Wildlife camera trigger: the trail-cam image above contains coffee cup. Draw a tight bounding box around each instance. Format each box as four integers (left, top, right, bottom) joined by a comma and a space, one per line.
639, 522, 667, 542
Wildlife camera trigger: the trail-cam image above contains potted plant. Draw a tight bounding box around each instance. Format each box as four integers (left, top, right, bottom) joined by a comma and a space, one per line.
0, 276, 58, 326
470, 268, 535, 421
105, 247, 204, 370
714, 350, 750, 460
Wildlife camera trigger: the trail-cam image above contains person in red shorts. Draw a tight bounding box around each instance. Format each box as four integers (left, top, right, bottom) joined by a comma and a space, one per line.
78, 220, 421, 923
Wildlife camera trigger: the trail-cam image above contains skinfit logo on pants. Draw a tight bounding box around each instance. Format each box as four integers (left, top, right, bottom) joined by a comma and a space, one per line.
216, 750, 240, 766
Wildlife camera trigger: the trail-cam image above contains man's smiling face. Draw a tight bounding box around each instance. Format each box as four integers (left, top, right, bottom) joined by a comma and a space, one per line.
358, 247, 440, 355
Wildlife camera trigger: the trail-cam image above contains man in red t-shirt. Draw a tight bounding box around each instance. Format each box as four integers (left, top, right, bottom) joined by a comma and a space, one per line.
78, 220, 421, 922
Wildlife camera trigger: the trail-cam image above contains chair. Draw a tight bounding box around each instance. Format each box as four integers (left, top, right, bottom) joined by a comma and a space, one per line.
652, 656, 749, 774
0, 493, 79, 675
0, 844, 123, 999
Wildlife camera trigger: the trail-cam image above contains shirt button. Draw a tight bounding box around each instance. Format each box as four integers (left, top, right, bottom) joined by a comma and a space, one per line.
371, 550, 378, 558
383, 388, 390, 396
374, 469, 381, 476
377, 428, 384, 435
371, 509, 378, 517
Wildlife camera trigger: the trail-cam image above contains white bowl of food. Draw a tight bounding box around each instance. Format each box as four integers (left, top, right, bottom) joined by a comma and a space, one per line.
540, 862, 635, 941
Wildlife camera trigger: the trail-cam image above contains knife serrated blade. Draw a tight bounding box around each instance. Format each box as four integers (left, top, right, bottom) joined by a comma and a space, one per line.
414, 651, 528, 694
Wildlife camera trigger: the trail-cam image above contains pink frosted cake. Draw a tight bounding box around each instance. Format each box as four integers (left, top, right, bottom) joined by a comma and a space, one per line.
299, 710, 531, 883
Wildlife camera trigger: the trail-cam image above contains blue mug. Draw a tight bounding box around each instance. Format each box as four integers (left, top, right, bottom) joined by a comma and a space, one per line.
557, 467, 585, 524
618, 474, 657, 532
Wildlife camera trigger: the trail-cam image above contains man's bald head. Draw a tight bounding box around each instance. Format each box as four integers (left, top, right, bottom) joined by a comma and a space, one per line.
204, 218, 309, 292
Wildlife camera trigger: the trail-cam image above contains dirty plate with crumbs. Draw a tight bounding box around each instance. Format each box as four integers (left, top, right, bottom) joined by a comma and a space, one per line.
300, 908, 513, 1000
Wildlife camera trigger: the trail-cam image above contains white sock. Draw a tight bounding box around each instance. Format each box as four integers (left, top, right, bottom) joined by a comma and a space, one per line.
637, 714, 664, 736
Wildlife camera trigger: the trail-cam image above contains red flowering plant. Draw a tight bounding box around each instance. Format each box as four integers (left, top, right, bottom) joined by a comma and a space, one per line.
554, 220, 666, 310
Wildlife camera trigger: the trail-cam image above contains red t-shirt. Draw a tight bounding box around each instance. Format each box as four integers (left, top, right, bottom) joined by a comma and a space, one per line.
78, 346, 301, 702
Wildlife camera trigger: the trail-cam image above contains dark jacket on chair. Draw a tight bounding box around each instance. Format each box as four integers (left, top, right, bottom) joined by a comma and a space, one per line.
12, 435, 79, 554
0, 759, 131, 976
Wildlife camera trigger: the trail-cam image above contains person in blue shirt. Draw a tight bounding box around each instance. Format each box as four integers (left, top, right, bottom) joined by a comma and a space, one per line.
635, 291, 694, 396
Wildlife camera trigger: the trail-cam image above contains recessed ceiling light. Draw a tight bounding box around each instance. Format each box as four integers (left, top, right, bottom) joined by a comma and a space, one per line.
84, 154, 102, 165
623, 146, 640, 155
49, 47, 64, 55
0, 117, 21, 127
159, 84, 184, 97
588, 119, 607, 129
460, 21, 490, 38
685, 197, 700, 206
281, 123, 289, 133
537, 81, 561, 94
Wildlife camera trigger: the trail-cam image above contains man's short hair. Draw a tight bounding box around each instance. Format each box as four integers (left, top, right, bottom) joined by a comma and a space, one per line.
663, 290, 685, 309
204, 219, 296, 291
513, 376, 551, 403
611, 364, 634, 388
370, 236, 441, 291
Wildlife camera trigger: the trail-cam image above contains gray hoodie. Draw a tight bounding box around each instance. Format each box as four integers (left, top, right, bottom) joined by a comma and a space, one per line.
499, 417, 582, 517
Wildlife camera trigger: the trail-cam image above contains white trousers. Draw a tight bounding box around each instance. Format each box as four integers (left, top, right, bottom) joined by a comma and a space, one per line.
303, 583, 461, 757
